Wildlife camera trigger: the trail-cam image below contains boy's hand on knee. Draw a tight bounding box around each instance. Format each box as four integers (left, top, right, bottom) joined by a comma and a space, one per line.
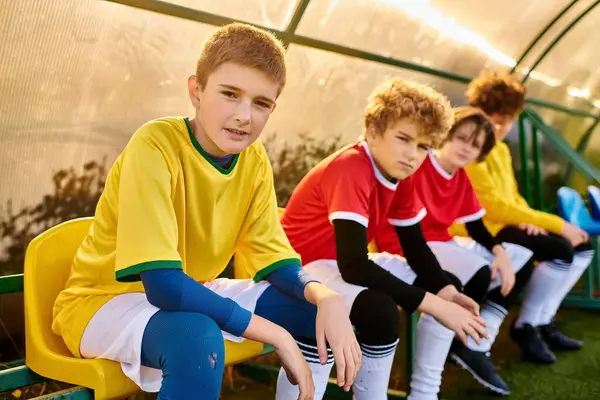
275, 334, 315, 400
451, 292, 480, 317
518, 223, 547, 236
561, 222, 588, 247
441, 301, 487, 346
491, 245, 515, 296
314, 292, 361, 392
437, 285, 480, 316
419, 293, 488, 346
436, 284, 459, 301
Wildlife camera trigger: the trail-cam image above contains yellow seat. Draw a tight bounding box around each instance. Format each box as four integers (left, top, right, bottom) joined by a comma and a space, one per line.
367, 241, 378, 253
24, 217, 265, 400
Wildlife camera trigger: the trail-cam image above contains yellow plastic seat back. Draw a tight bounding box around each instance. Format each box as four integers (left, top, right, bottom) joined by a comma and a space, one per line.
24, 217, 265, 399
24, 217, 140, 399
367, 241, 379, 253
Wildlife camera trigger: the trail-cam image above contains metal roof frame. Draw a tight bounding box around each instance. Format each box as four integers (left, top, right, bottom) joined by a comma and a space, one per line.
106, 0, 600, 120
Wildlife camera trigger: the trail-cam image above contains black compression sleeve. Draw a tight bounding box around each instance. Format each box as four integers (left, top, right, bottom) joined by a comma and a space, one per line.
333, 219, 426, 312
394, 224, 453, 293
465, 218, 499, 253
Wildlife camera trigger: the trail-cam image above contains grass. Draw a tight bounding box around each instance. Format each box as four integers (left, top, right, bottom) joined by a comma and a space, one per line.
438, 308, 600, 399
221, 307, 600, 400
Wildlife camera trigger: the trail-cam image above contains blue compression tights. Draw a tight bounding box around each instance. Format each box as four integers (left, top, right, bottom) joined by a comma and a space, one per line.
140, 285, 318, 399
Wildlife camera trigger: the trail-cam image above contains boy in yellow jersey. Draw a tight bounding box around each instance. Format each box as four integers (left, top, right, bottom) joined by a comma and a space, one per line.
52, 23, 360, 400
451, 70, 594, 364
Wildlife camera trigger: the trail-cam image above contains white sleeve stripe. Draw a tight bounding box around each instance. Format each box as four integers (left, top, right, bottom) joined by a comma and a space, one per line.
329, 211, 369, 227
455, 209, 486, 224
388, 208, 427, 227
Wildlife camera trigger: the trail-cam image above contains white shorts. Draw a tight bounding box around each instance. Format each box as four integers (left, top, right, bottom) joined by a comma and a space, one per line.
304, 252, 417, 311
427, 237, 533, 291
79, 278, 270, 392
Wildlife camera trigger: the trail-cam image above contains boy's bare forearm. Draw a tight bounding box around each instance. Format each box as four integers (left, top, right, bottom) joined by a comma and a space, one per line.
303, 281, 338, 306
242, 313, 292, 348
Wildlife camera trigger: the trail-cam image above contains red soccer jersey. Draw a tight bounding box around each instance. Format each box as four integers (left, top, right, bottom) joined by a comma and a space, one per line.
281, 140, 426, 265
376, 152, 485, 255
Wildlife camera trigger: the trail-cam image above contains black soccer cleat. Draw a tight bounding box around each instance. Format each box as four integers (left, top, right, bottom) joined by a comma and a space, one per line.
510, 323, 556, 364
449, 341, 510, 396
539, 321, 583, 351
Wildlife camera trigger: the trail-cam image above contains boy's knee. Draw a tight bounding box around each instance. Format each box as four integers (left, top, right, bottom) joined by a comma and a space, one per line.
444, 271, 464, 291
350, 290, 400, 345
472, 265, 492, 287
142, 311, 225, 374
160, 312, 223, 355
179, 313, 223, 345
255, 286, 318, 338
463, 266, 491, 304
554, 237, 576, 263
166, 313, 224, 371
575, 241, 595, 254
288, 297, 319, 337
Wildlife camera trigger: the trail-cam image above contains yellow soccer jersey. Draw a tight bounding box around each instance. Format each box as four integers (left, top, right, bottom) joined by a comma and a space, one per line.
52, 116, 300, 357
449, 141, 564, 237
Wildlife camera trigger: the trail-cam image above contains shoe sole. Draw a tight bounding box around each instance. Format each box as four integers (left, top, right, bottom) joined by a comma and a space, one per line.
546, 343, 583, 352
450, 353, 510, 396
550, 347, 583, 351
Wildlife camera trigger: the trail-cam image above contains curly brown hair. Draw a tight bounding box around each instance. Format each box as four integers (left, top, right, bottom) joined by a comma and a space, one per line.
196, 23, 287, 96
445, 106, 496, 162
466, 70, 526, 117
364, 78, 453, 147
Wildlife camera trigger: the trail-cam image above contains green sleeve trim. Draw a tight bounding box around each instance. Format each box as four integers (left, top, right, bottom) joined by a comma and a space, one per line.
253, 258, 302, 283
115, 260, 182, 283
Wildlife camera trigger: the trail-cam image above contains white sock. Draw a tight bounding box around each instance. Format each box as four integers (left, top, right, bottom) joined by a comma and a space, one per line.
276, 339, 334, 400
352, 340, 398, 400
538, 250, 594, 325
467, 301, 507, 352
408, 314, 454, 400
514, 260, 567, 328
